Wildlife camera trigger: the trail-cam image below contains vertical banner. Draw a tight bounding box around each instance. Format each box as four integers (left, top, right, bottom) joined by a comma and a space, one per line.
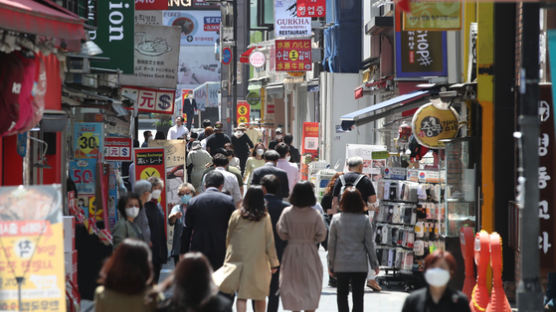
237, 101, 250, 125
301, 122, 319, 158
69, 159, 97, 218
0, 185, 66, 311
538, 84, 556, 273
549, 30, 556, 133
73, 122, 103, 159
296, 0, 325, 18
134, 148, 167, 232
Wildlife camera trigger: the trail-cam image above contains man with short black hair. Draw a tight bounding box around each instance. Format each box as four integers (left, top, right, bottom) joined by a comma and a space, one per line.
275, 142, 299, 194
142, 131, 152, 147
198, 119, 212, 141
202, 153, 242, 208
283, 134, 300, 163
251, 150, 290, 199
206, 121, 231, 155
185, 171, 235, 270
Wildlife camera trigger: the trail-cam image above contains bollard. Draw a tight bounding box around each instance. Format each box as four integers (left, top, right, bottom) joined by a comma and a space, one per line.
470, 230, 491, 312
460, 226, 475, 299
486, 232, 511, 312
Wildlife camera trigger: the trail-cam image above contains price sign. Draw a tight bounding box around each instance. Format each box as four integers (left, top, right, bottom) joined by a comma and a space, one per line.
237, 101, 250, 125
74, 123, 103, 159
70, 159, 97, 195
104, 137, 132, 161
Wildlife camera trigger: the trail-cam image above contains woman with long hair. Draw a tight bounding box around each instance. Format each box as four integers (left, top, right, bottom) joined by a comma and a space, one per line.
219, 186, 279, 312
95, 239, 156, 312
243, 143, 266, 186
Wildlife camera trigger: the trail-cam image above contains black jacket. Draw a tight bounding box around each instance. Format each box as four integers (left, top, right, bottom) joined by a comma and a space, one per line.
288, 144, 301, 163
251, 163, 290, 199
145, 200, 168, 266
264, 194, 289, 260
401, 287, 471, 312
185, 188, 235, 270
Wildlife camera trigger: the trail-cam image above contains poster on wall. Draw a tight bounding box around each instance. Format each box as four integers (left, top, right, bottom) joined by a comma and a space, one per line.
403, 2, 462, 31
176, 45, 220, 89
193, 82, 220, 110
120, 24, 181, 89
162, 11, 221, 46
69, 159, 97, 198
74, 122, 103, 159
135, 10, 163, 25
301, 122, 319, 158
0, 185, 66, 312
275, 0, 311, 38
344, 144, 388, 176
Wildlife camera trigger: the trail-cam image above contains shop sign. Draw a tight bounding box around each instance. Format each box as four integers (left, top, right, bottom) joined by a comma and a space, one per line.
69, 159, 97, 212
275, 0, 311, 38
90, 0, 135, 74
411, 102, 459, 149
167, 0, 219, 10
134, 148, 166, 225
538, 84, 556, 273
249, 51, 266, 68
403, 2, 462, 31
193, 82, 219, 110
135, 10, 163, 25
296, 0, 325, 17
74, 122, 103, 159
383, 167, 407, 180
122, 86, 175, 114
135, 0, 167, 10
395, 31, 447, 78
302, 122, 319, 158
0, 185, 66, 312
120, 24, 181, 89
162, 11, 221, 46
275, 39, 312, 71
103, 137, 132, 161
247, 91, 261, 106
237, 101, 250, 124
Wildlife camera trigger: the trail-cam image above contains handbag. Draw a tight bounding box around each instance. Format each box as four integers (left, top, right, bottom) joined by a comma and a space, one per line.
212, 262, 243, 295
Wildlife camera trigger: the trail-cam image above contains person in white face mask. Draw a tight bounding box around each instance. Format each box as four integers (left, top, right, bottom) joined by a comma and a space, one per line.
401, 250, 471, 312
145, 177, 168, 284
244, 142, 266, 186
112, 193, 145, 248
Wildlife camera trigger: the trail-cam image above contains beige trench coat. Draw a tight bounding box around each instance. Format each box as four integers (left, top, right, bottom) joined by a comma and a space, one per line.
277, 206, 327, 311
222, 210, 280, 300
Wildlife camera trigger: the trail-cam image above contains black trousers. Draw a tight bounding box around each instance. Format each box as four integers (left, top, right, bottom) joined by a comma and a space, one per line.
267, 267, 280, 312
153, 262, 162, 284
336, 272, 367, 312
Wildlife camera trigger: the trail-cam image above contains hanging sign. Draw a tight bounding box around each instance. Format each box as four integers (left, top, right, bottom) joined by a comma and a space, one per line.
69, 159, 97, 196
122, 86, 175, 114
237, 101, 250, 125
0, 185, 66, 312
73, 122, 103, 159
411, 102, 459, 149
296, 0, 326, 18
162, 11, 221, 46
275, 39, 312, 71
403, 2, 462, 31
104, 137, 132, 161
134, 148, 167, 222
249, 51, 266, 68
275, 0, 311, 38
301, 122, 319, 158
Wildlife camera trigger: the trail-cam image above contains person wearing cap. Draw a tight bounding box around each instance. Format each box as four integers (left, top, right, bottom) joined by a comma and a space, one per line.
167, 116, 189, 140
269, 128, 284, 150
186, 141, 213, 192
206, 121, 231, 155
231, 123, 254, 174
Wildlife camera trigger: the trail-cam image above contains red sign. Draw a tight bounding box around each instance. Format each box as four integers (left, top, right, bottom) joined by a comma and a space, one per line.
237, 101, 250, 125
301, 122, 319, 157
122, 86, 175, 115
297, 0, 326, 17
134, 148, 167, 234
135, 0, 168, 10
104, 137, 132, 161
275, 39, 312, 72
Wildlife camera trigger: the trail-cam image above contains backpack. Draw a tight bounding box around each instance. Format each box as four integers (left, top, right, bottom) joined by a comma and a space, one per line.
338, 174, 365, 201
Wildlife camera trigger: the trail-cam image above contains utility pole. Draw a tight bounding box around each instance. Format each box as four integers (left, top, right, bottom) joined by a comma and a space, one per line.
516, 3, 544, 311
231, 0, 238, 130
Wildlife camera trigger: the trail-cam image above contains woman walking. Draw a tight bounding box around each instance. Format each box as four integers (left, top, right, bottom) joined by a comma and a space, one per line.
219, 186, 280, 312
277, 181, 327, 312
327, 187, 379, 312
244, 143, 266, 186
112, 193, 145, 248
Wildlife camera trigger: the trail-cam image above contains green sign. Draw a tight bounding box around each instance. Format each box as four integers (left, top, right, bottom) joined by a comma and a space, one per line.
247, 91, 261, 106
91, 0, 134, 73
371, 151, 389, 160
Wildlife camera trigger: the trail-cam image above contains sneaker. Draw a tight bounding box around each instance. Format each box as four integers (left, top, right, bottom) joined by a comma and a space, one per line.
367, 280, 382, 292
328, 277, 337, 288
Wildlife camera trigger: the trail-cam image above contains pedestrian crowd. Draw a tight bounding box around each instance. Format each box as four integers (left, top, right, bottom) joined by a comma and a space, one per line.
96, 119, 471, 312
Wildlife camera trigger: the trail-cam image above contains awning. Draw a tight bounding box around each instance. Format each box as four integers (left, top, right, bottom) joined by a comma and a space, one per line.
240, 47, 256, 63
0, 0, 85, 42
340, 90, 429, 130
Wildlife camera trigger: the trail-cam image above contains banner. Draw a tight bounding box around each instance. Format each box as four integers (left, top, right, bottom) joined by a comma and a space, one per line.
135, 10, 163, 25
403, 2, 462, 31
275, 39, 312, 71
297, 0, 325, 18
176, 45, 221, 90
301, 122, 319, 158
104, 137, 132, 162
119, 24, 181, 89
73, 122, 103, 159
275, 0, 311, 38
167, 0, 219, 10
121, 87, 175, 114
193, 82, 220, 110
162, 11, 221, 46
69, 159, 97, 196
237, 101, 250, 125
135, 0, 168, 10
134, 148, 167, 233
0, 185, 66, 312
90, 0, 135, 73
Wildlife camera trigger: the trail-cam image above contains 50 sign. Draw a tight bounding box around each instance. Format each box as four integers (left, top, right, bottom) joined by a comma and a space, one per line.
69, 159, 97, 195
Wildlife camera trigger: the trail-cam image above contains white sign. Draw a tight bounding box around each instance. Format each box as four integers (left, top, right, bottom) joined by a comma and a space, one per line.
274, 0, 311, 38
249, 51, 266, 68
163, 11, 221, 46
176, 45, 220, 90
193, 82, 220, 110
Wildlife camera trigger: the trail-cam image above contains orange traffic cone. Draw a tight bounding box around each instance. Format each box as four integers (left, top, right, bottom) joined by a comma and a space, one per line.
460, 226, 475, 299
486, 232, 511, 312
470, 230, 491, 312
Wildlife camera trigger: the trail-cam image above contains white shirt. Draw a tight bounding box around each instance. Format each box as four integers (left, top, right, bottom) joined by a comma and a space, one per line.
202, 167, 242, 205
167, 124, 189, 140
276, 158, 300, 193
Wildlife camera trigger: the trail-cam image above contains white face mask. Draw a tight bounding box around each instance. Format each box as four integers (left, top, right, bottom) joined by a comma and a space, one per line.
275, 134, 283, 140
424, 268, 451, 287
256, 149, 264, 156
152, 189, 162, 200
234, 131, 243, 137
125, 206, 140, 219
286, 155, 291, 161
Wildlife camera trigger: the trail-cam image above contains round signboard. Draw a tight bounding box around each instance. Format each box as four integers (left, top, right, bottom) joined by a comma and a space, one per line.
411, 102, 460, 149
222, 47, 232, 65
249, 51, 266, 68
246, 91, 261, 106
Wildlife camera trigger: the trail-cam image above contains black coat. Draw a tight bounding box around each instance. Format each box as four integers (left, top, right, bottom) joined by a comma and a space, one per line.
145, 201, 168, 266
402, 287, 471, 312
264, 194, 289, 260
251, 163, 290, 199
185, 188, 235, 270
288, 144, 301, 163
231, 134, 254, 172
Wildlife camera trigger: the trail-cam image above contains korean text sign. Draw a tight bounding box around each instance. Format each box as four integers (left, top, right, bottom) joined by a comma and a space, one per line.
104, 137, 132, 162
73, 122, 103, 159
301, 122, 319, 158
403, 2, 462, 31
121, 86, 175, 114
162, 11, 221, 46
296, 0, 326, 18
275, 39, 312, 72
0, 185, 66, 312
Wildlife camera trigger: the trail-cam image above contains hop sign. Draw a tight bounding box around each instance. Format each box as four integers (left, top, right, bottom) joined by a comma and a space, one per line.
237, 101, 250, 125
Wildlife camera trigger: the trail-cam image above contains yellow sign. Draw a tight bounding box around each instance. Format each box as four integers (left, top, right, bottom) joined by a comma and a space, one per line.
238, 105, 248, 115
287, 71, 305, 77
412, 102, 460, 149
140, 167, 161, 180
403, 2, 462, 31
289, 50, 299, 61
238, 116, 248, 123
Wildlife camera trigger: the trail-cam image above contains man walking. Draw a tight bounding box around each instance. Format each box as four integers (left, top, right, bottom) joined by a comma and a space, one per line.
206, 121, 231, 155
251, 150, 290, 199
275, 142, 299, 194
201, 153, 242, 208
167, 116, 189, 140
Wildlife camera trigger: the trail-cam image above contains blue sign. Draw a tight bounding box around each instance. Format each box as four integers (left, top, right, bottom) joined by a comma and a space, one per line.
222, 47, 232, 65
69, 159, 97, 195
